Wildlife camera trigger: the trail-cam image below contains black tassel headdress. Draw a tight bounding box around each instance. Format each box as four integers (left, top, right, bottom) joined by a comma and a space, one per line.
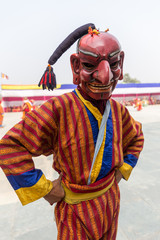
38, 23, 95, 90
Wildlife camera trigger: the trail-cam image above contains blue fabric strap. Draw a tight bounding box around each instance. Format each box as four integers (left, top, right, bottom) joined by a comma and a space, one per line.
87, 101, 111, 185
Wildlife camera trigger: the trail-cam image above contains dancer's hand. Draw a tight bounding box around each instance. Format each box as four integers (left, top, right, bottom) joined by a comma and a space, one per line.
115, 169, 123, 183
44, 174, 65, 205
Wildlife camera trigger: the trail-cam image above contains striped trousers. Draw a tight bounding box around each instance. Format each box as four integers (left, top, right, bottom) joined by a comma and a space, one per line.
55, 180, 120, 240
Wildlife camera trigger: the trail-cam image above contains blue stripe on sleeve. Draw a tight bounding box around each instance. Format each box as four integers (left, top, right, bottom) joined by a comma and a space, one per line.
124, 154, 138, 168
7, 169, 43, 190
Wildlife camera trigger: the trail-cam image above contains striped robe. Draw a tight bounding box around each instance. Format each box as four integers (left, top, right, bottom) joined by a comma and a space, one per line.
0, 90, 144, 239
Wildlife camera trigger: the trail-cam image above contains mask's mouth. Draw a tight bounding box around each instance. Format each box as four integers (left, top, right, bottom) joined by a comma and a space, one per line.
88, 79, 114, 91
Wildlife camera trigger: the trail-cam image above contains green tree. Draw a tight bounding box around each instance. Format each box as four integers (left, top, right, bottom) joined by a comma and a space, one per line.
123, 73, 140, 83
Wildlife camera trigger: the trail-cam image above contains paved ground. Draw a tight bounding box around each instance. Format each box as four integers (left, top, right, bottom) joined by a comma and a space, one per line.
0, 105, 160, 240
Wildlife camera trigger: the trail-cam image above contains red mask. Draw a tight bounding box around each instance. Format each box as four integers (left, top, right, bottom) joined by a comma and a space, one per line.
70, 31, 124, 100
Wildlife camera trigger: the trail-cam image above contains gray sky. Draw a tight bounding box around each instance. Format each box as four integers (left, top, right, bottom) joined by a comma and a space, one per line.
0, 0, 160, 85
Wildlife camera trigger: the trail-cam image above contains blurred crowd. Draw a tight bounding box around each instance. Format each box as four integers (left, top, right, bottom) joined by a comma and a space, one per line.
1, 96, 160, 114
119, 96, 160, 108
0, 96, 160, 128
4, 98, 40, 113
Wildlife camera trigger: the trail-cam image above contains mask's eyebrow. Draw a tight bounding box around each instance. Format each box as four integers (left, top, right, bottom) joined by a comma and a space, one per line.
109, 50, 120, 58
79, 49, 98, 58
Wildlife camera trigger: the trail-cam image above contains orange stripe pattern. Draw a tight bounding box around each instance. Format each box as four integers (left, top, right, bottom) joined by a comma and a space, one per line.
0, 91, 144, 234
55, 180, 120, 239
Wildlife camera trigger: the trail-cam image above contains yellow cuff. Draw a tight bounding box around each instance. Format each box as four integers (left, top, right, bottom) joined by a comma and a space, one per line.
15, 174, 53, 205
119, 162, 133, 180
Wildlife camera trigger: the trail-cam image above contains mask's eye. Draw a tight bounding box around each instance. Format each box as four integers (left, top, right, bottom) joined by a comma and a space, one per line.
82, 62, 95, 70
110, 61, 119, 69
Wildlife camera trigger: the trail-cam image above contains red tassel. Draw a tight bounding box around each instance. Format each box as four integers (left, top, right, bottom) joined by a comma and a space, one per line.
38, 65, 56, 90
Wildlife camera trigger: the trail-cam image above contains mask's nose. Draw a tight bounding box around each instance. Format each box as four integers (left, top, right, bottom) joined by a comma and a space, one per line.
92, 60, 113, 84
